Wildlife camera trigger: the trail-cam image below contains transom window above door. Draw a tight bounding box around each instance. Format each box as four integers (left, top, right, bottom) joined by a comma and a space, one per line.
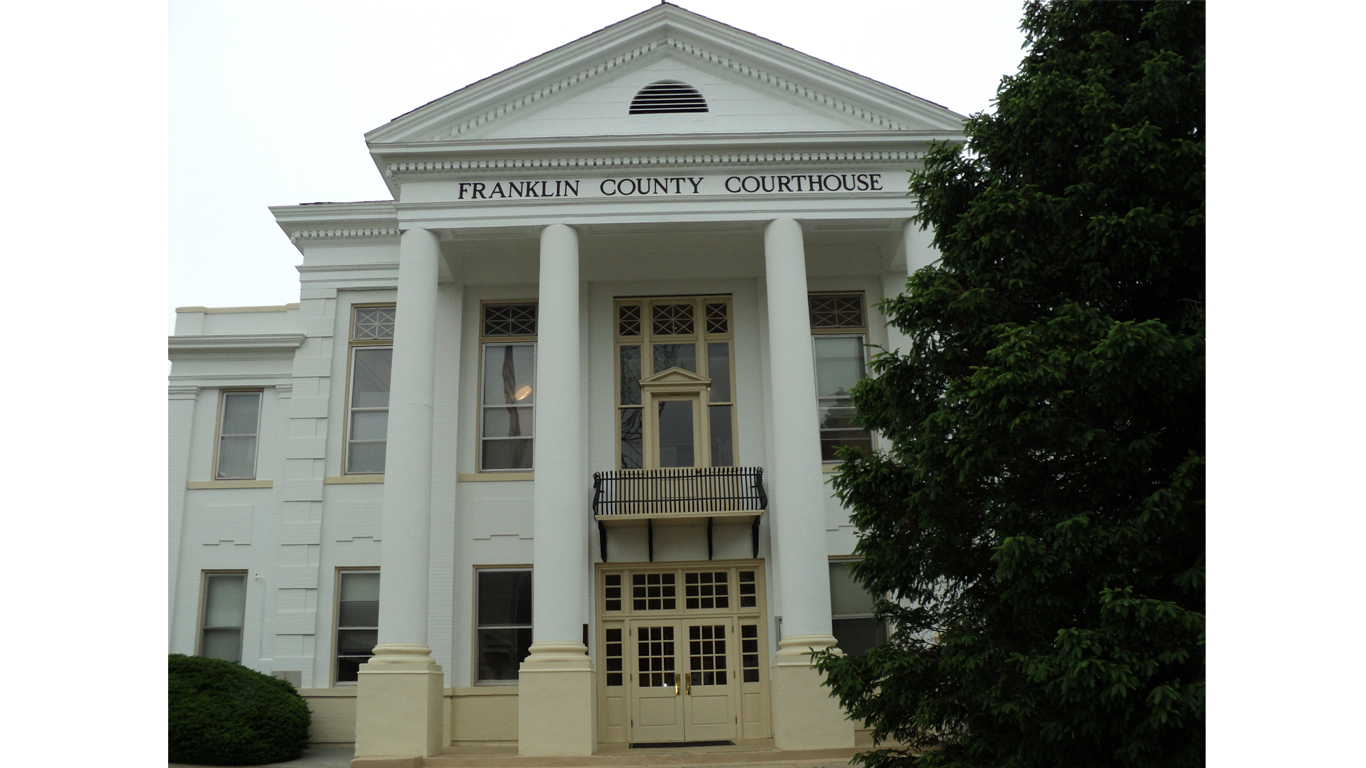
616, 296, 735, 470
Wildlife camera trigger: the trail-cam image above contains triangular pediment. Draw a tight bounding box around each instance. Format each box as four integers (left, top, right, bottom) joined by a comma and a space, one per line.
365, 4, 965, 146
640, 367, 712, 387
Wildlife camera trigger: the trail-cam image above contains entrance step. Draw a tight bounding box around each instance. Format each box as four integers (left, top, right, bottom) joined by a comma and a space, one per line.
408, 739, 871, 768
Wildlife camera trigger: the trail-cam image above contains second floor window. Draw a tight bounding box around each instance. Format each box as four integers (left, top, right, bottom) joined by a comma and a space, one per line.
810, 293, 873, 462
215, 391, 262, 479
346, 306, 394, 474
480, 302, 537, 472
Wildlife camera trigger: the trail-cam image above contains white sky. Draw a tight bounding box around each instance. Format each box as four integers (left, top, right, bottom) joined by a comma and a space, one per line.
169, 0, 1031, 331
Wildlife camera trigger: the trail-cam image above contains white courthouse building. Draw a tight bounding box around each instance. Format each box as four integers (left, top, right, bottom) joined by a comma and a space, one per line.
168, 4, 962, 761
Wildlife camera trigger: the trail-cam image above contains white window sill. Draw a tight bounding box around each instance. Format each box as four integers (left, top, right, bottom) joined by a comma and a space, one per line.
187, 479, 273, 489
458, 473, 534, 482
324, 475, 384, 484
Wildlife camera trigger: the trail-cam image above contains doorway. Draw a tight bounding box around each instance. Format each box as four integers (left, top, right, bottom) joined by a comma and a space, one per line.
596, 561, 770, 744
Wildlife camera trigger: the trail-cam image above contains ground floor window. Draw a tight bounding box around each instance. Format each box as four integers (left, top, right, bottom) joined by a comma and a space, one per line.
199, 571, 246, 662
335, 570, 379, 683
829, 560, 887, 655
476, 568, 532, 683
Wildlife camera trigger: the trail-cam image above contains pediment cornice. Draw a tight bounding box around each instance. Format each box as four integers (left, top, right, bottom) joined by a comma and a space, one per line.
364, 6, 965, 148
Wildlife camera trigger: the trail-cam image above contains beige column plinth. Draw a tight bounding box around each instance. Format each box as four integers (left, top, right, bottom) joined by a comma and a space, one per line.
770, 635, 855, 750
516, 641, 595, 756
354, 644, 444, 758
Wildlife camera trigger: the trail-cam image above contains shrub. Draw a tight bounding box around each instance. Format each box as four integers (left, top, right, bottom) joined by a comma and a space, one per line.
169, 654, 311, 766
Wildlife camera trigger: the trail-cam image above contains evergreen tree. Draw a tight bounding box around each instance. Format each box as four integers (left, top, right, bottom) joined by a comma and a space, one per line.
816, 3, 1204, 767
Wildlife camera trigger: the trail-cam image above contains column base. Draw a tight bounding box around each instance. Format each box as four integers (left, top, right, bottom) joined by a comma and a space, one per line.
517, 641, 595, 756
355, 644, 444, 758
770, 635, 855, 750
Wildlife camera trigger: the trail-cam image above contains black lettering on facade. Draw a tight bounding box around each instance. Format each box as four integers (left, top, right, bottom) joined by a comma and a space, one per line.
687, 177, 703, 193
564, 180, 579, 196
458, 182, 471, 200
472, 182, 487, 199
725, 177, 741, 193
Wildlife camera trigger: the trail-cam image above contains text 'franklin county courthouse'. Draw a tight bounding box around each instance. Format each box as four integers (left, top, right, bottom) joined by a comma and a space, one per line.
168, 3, 962, 761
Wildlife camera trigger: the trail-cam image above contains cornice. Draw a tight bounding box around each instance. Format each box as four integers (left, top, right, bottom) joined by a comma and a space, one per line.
399, 35, 920, 145
168, 334, 307, 355
289, 227, 400, 244
386, 147, 929, 177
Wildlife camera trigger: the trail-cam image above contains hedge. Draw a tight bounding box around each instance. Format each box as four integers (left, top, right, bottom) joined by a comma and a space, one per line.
169, 654, 311, 765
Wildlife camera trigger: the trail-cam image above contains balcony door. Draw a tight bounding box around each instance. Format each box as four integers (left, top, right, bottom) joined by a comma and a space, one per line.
616, 297, 736, 470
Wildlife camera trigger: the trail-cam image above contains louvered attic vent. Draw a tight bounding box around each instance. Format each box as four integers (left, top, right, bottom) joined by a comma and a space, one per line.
629, 80, 708, 114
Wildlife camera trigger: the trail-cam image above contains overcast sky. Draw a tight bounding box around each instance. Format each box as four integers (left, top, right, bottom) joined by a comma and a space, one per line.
169, 0, 1030, 331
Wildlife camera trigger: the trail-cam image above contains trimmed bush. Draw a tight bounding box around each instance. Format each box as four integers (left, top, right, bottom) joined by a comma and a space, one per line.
169, 654, 311, 766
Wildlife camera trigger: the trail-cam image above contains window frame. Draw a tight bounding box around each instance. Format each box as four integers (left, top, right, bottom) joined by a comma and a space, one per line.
808, 292, 874, 464
473, 566, 534, 686
197, 570, 248, 663
333, 567, 380, 686
477, 300, 538, 474
212, 389, 263, 480
828, 557, 888, 655
614, 295, 737, 470
343, 303, 395, 475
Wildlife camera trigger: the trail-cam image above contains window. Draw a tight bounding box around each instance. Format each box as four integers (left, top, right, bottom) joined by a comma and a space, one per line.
199, 571, 247, 662
346, 305, 394, 474
616, 296, 736, 469
215, 391, 261, 479
480, 302, 537, 471
476, 568, 532, 683
335, 570, 379, 683
829, 560, 887, 655
810, 293, 873, 462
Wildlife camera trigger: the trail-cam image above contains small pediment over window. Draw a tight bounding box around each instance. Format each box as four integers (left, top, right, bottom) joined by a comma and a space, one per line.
630, 80, 708, 114
640, 367, 712, 387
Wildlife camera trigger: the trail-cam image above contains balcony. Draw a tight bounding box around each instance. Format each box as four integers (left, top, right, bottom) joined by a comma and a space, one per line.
591, 467, 766, 562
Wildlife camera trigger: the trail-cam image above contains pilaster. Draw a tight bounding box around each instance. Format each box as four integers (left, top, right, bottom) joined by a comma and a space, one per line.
168, 384, 200, 640
273, 290, 337, 687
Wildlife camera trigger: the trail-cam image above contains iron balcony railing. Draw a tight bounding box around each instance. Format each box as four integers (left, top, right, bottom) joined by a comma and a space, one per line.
591, 466, 767, 518
591, 467, 767, 562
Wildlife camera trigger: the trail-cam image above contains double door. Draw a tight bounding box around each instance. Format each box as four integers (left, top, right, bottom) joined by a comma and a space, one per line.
629, 616, 738, 742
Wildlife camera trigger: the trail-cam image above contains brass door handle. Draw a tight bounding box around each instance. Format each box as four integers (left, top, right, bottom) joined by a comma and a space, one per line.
674, 677, 680, 696
685, 675, 692, 695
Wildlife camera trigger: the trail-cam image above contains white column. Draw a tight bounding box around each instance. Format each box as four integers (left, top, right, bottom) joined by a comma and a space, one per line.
356, 227, 444, 759
518, 223, 595, 756
531, 223, 586, 646
763, 218, 855, 749
904, 217, 939, 273
882, 219, 939, 353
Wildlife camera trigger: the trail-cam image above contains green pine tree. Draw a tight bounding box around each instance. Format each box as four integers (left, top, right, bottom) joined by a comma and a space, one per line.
815, 3, 1204, 767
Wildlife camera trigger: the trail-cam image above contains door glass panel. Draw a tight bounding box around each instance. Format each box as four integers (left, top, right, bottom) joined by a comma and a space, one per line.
657, 400, 695, 467
741, 624, 760, 682
620, 409, 644, 469
636, 625, 676, 687
706, 343, 730, 402
605, 627, 624, 686
632, 573, 677, 610
653, 343, 697, 373
687, 624, 727, 686
620, 345, 642, 405
709, 405, 733, 467
684, 571, 730, 609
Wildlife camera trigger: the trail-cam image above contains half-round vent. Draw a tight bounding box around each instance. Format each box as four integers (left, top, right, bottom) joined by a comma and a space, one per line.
629, 80, 708, 114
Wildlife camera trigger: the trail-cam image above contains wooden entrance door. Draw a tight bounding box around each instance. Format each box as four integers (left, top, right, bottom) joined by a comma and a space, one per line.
629, 621, 684, 742
681, 617, 739, 741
